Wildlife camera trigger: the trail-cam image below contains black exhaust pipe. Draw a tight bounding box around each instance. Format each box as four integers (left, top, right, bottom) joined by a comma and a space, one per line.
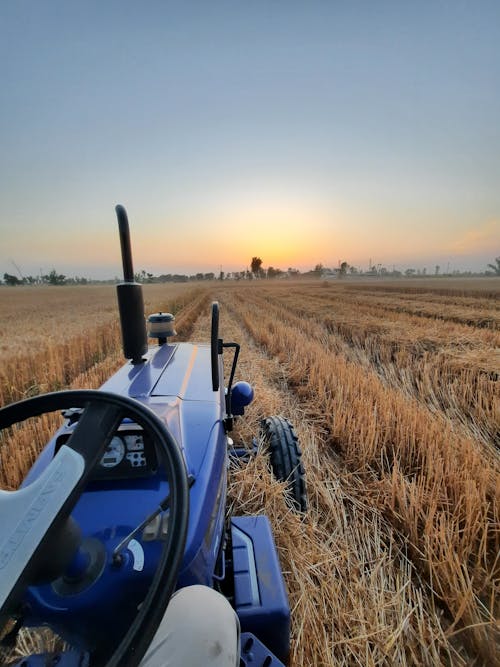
115, 205, 148, 364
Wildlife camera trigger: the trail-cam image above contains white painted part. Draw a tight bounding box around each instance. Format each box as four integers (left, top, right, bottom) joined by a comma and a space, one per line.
0, 445, 85, 608
128, 539, 145, 571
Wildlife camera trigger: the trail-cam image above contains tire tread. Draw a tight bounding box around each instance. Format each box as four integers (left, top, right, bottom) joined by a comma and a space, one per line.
261, 416, 307, 513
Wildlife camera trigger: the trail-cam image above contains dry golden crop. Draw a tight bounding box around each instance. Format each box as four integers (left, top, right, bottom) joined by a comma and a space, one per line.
0, 278, 498, 666
0, 283, 208, 487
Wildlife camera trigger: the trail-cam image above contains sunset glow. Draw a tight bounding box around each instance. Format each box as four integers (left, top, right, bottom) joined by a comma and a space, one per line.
1, 3, 498, 278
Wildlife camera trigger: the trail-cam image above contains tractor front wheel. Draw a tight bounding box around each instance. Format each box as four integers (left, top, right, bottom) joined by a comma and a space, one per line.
261, 416, 307, 513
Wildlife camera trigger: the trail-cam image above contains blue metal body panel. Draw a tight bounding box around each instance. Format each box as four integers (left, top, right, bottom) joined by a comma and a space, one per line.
240, 634, 285, 666
22, 342, 228, 651
16, 339, 289, 662
232, 516, 290, 663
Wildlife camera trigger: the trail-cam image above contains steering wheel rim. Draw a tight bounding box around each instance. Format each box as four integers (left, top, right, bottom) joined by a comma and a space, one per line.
0, 390, 189, 667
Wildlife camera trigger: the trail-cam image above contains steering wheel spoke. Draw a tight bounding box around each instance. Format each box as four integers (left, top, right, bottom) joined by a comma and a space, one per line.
0, 445, 85, 616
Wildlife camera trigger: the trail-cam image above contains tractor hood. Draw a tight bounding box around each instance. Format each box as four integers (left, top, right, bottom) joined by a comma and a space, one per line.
100, 342, 217, 401
100, 342, 224, 481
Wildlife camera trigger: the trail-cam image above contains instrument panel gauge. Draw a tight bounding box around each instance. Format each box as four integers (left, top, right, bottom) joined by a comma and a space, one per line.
125, 434, 145, 452
100, 436, 126, 468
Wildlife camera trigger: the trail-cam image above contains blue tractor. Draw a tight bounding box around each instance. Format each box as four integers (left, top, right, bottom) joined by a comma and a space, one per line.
0, 206, 306, 666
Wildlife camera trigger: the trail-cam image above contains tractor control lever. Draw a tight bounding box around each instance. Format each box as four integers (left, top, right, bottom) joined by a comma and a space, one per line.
112, 476, 194, 565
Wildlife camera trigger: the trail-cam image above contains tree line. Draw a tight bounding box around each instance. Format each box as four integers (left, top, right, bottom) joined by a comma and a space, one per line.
2, 270, 87, 286
2, 257, 499, 286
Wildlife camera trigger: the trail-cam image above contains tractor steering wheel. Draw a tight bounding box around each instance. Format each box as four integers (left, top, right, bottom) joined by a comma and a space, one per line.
0, 390, 189, 667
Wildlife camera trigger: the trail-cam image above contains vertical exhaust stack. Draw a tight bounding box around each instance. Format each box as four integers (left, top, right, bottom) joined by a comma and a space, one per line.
115, 205, 148, 364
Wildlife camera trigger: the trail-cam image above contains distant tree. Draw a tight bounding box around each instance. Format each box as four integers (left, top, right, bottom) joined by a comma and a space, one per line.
435, 265, 440, 275
3, 272, 21, 286
267, 266, 282, 279
43, 269, 66, 285
219, 271, 224, 280
487, 257, 500, 275
251, 257, 263, 277
313, 263, 324, 277
405, 268, 416, 277
339, 261, 348, 278
133, 269, 154, 283
134, 269, 149, 283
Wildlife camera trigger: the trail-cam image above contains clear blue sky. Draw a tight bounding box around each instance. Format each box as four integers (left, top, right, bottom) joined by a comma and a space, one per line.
1, 1, 499, 278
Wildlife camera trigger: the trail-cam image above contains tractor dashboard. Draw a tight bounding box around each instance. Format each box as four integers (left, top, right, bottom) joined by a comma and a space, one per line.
55, 422, 159, 481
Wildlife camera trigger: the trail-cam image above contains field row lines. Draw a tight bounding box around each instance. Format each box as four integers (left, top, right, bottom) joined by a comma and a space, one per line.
216, 288, 499, 664
207, 297, 469, 666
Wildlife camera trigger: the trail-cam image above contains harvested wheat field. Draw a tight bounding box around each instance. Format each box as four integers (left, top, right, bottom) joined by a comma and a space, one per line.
0, 278, 499, 666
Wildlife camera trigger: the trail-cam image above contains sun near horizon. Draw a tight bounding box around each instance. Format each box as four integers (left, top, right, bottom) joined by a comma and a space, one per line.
0, 3, 498, 279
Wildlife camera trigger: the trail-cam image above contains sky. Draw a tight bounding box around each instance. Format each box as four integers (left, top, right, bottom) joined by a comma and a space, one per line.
1, 1, 499, 279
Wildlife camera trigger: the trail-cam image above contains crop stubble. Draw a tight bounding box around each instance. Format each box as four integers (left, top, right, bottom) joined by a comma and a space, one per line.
0, 279, 498, 665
